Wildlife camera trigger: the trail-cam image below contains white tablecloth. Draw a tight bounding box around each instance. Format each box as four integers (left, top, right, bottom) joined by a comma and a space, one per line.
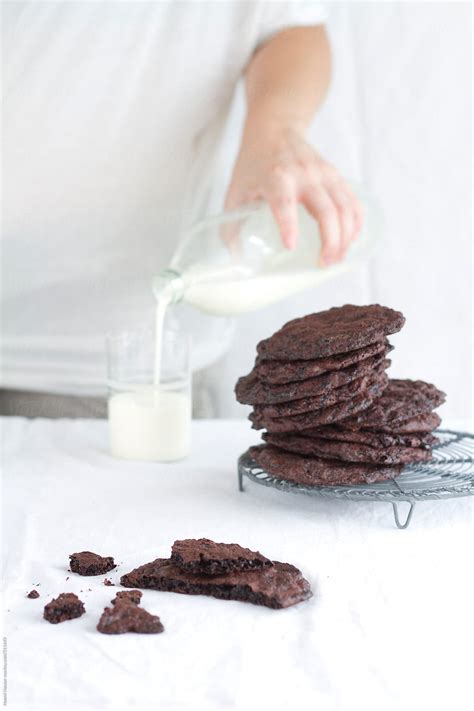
2, 417, 473, 711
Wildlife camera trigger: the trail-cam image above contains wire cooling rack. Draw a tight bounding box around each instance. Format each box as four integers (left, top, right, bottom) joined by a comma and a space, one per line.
237, 430, 474, 529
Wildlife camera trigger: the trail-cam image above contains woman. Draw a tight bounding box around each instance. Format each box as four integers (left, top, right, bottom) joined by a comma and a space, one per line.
1, 1, 361, 417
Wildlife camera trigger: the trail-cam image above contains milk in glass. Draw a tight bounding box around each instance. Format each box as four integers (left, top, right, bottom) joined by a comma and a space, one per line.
108, 292, 191, 462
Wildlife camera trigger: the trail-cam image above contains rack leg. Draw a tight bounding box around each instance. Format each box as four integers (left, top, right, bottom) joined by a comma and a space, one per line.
238, 467, 244, 492
392, 502, 415, 529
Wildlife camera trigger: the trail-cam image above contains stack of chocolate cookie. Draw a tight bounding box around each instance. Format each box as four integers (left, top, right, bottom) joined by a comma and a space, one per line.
235, 304, 445, 486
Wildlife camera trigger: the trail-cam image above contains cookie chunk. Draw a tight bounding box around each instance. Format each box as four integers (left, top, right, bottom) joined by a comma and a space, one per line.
97, 602, 164, 635
121, 559, 312, 610
43, 593, 85, 624
249, 444, 402, 486
250, 376, 387, 432
171, 538, 272, 576
237, 354, 390, 406
255, 340, 392, 384
111, 590, 142, 606
257, 305, 405, 361
253, 370, 387, 419
264, 433, 433, 465
27, 589, 40, 599
69, 551, 116, 576
342, 379, 445, 430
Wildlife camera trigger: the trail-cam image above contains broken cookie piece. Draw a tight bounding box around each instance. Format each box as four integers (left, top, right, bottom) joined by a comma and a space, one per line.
97, 601, 164, 634
43, 593, 85, 624
111, 590, 142, 606
69, 551, 116, 576
171, 538, 272, 576
121, 558, 312, 609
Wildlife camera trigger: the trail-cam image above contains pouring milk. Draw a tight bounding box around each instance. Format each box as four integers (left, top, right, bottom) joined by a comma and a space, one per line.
109, 197, 378, 462
152, 196, 378, 316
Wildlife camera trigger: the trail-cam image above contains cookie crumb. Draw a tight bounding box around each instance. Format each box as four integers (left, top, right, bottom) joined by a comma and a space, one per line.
27, 589, 40, 599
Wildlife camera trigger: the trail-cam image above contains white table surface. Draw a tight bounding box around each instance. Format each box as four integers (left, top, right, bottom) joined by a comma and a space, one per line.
2, 417, 473, 711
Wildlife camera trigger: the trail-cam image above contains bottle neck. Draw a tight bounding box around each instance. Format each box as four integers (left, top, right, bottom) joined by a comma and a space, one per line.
152, 268, 185, 304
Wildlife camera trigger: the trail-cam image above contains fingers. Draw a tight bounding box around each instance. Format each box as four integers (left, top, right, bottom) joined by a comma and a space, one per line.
352, 191, 364, 238
219, 220, 242, 257
304, 178, 365, 265
324, 184, 354, 259
302, 187, 341, 266
335, 178, 364, 244
224, 136, 365, 258
223, 181, 261, 255
267, 177, 299, 250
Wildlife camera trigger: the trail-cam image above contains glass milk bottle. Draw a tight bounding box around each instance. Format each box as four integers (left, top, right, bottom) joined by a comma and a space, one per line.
152, 189, 380, 316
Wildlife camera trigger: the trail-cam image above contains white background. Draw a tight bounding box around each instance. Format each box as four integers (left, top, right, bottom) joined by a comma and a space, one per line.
209, 1, 472, 427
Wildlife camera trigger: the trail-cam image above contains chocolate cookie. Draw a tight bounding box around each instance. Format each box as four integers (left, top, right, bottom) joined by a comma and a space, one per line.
342, 379, 446, 430
263, 433, 433, 465
43, 593, 85, 624
69, 551, 116, 576
371, 412, 442, 434
249, 444, 402, 486
97, 601, 164, 635
251, 376, 388, 432
257, 305, 405, 361
301, 425, 438, 449
236, 354, 390, 406
121, 559, 312, 610
255, 340, 392, 384
112, 590, 142, 606
171, 538, 272, 576
253, 370, 387, 419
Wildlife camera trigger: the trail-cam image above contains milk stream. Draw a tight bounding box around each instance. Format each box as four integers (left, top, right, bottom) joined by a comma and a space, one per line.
153, 290, 171, 386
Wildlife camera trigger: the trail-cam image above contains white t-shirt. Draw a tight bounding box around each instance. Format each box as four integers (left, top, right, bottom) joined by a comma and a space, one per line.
2, 0, 326, 395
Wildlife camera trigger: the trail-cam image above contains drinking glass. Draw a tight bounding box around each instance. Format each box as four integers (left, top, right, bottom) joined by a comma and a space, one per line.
106, 328, 191, 461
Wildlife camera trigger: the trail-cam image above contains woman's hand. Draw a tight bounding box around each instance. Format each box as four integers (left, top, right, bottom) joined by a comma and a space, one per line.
225, 121, 363, 266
